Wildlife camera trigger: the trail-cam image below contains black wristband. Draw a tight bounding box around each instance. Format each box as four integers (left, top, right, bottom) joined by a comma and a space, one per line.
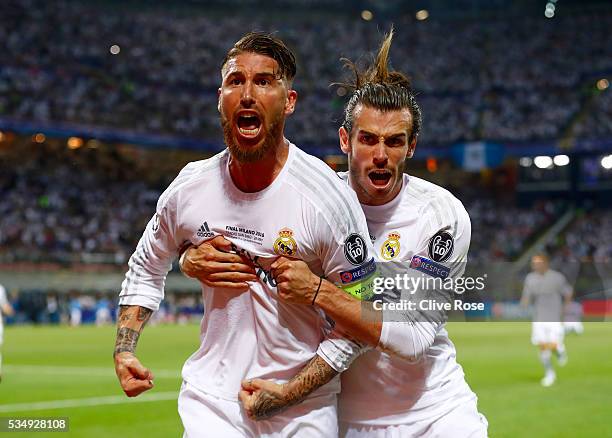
312, 276, 323, 306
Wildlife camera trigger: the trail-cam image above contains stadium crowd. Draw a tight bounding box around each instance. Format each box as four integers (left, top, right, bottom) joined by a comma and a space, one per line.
3, 288, 202, 326
0, 141, 564, 266
0, 142, 163, 264
551, 210, 612, 262
1, 0, 611, 149
468, 199, 564, 263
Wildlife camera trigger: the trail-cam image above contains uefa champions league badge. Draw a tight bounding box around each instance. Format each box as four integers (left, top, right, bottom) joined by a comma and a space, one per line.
273, 227, 297, 256
344, 233, 368, 266
381, 231, 401, 260
428, 230, 454, 262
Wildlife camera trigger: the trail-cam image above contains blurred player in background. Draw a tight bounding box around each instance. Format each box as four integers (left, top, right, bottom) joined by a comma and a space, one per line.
95, 293, 112, 326
114, 31, 374, 437
0, 283, 16, 382
69, 292, 82, 327
521, 253, 572, 387
184, 29, 488, 437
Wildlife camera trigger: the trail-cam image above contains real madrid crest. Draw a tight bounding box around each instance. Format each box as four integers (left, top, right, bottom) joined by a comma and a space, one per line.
273, 227, 297, 256
381, 231, 401, 260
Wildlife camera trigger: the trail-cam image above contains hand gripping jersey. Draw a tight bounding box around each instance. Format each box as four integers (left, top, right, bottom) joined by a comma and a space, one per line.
119, 143, 373, 401
338, 173, 480, 426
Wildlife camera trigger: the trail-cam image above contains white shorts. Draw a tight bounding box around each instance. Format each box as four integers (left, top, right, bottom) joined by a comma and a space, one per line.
563, 321, 584, 333
0, 322, 3, 345
340, 397, 488, 438
178, 381, 337, 438
531, 322, 564, 346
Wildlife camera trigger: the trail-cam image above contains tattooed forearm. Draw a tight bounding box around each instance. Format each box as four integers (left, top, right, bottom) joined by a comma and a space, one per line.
114, 327, 140, 355
250, 390, 287, 420
250, 355, 338, 419
284, 355, 337, 403
113, 305, 153, 358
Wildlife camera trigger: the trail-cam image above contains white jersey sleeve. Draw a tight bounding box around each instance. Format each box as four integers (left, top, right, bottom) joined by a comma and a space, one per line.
293, 165, 374, 373
118, 165, 192, 311
316, 221, 374, 372
378, 195, 472, 360
315, 208, 373, 372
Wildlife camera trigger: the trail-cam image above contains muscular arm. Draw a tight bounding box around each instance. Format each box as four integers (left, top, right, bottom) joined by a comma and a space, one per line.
241, 355, 338, 420
114, 305, 153, 356
273, 258, 439, 361
272, 258, 382, 346
315, 279, 382, 346
113, 305, 155, 397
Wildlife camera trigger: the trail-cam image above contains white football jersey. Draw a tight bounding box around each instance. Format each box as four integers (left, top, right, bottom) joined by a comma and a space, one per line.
119, 143, 373, 401
338, 173, 478, 425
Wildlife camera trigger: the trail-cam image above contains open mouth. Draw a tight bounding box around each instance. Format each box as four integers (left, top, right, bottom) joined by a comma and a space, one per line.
368, 169, 392, 187
236, 112, 262, 138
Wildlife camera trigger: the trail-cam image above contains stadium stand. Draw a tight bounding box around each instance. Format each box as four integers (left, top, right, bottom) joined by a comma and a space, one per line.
1, 0, 611, 150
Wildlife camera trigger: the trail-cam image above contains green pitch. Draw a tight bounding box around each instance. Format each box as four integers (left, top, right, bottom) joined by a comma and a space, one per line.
1, 322, 611, 437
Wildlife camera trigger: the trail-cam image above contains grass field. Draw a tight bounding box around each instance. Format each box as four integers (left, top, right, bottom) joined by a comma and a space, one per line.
1, 322, 611, 437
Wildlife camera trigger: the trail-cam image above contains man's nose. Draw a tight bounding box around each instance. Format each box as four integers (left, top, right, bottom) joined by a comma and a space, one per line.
373, 141, 388, 166
240, 82, 255, 107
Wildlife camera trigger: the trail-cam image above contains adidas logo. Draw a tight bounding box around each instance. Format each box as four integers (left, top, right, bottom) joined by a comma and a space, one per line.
197, 221, 215, 238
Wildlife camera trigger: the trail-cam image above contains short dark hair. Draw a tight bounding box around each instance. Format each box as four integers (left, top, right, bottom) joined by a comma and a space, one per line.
338, 28, 422, 142
222, 32, 297, 83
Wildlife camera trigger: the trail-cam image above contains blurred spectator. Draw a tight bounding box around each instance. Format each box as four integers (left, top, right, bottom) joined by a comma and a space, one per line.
95, 293, 112, 326
551, 210, 612, 263
467, 199, 563, 263
69, 292, 82, 326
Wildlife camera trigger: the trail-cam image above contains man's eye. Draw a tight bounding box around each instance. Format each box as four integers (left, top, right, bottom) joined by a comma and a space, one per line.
388, 139, 405, 147
231, 78, 242, 85
258, 79, 270, 86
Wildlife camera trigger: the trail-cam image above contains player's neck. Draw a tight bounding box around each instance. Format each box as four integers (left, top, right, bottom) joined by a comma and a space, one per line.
228, 138, 289, 193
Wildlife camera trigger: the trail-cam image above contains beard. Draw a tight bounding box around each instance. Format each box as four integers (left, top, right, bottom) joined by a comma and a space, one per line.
222, 111, 284, 163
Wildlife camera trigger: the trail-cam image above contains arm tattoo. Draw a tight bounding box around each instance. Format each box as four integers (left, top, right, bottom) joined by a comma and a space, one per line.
114, 327, 140, 356
250, 355, 338, 420
137, 306, 152, 322
118, 311, 132, 325
113, 306, 153, 358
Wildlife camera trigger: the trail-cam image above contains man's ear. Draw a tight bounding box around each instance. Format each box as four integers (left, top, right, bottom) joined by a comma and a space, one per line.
217, 88, 222, 113
339, 126, 351, 155
406, 137, 417, 158
284, 89, 298, 115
